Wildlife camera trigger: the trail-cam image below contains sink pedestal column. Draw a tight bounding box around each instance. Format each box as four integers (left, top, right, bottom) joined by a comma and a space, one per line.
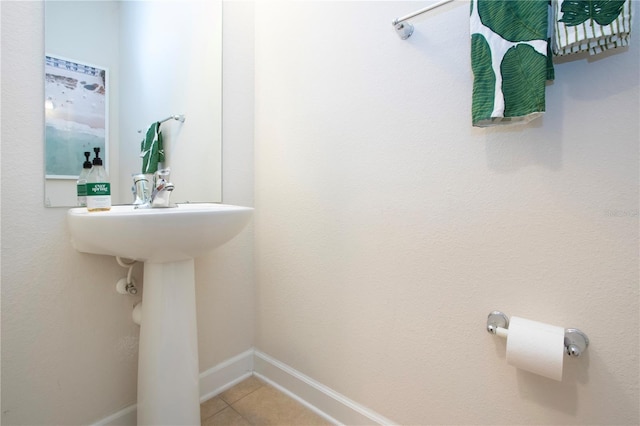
137, 259, 200, 425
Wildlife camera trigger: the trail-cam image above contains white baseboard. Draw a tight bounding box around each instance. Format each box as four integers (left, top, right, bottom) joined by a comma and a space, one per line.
92, 349, 254, 426
199, 348, 254, 402
253, 350, 395, 426
92, 404, 137, 426
93, 348, 393, 426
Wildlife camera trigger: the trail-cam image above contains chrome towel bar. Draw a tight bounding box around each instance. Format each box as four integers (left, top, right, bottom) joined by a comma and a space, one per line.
159, 114, 185, 124
392, 0, 454, 39
137, 115, 185, 134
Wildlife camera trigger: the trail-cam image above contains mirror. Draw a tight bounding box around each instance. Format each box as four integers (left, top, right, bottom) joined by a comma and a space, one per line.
44, 0, 222, 207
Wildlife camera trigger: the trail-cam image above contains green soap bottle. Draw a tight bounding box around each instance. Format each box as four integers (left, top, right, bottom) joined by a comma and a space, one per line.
76, 151, 92, 207
86, 147, 111, 212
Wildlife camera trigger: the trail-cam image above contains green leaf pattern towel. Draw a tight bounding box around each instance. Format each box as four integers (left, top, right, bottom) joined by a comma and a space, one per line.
140, 122, 165, 174
471, 0, 553, 127
553, 0, 632, 55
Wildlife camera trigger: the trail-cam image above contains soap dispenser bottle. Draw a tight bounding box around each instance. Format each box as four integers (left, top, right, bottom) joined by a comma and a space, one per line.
76, 151, 92, 207
86, 147, 111, 212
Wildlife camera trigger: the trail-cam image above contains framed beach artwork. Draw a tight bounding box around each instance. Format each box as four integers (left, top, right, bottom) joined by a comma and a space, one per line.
44, 55, 108, 179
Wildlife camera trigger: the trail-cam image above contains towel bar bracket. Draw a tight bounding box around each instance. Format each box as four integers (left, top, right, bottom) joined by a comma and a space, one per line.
564, 328, 589, 357
486, 311, 509, 334
394, 22, 414, 40
163, 114, 185, 124
391, 0, 454, 39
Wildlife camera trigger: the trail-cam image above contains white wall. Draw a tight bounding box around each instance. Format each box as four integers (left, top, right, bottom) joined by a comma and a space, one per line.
195, 0, 255, 376
254, 1, 639, 424
2, 5, 139, 424
3, 0, 638, 424
0, 1, 254, 424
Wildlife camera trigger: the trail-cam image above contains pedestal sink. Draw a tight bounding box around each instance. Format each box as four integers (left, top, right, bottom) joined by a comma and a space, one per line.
67, 203, 252, 425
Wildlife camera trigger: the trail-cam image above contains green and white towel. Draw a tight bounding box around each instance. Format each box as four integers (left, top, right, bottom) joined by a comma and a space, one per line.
553, 0, 632, 56
471, 0, 554, 127
140, 122, 165, 174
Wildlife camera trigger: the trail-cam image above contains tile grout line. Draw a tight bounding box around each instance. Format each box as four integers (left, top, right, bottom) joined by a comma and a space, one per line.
201, 376, 263, 423
207, 376, 266, 425
222, 375, 265, 406
228, 405, 256, 426
226, 377, 265, 425
200, 398, 231, 422
204, 375, 329, 426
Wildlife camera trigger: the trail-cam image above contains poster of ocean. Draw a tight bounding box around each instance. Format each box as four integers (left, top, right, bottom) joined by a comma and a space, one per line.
45, 56, 107, 178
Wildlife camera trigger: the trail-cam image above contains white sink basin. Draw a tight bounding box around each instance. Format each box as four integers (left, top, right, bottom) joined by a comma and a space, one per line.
67, 203, 253, 263
67, 202, 253, 424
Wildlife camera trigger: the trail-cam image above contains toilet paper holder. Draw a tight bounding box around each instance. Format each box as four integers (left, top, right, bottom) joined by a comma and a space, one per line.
486, 311, 589, 357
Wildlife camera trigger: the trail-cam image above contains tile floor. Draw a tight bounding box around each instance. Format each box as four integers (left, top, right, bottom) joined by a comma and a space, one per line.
200, 376, 333, 426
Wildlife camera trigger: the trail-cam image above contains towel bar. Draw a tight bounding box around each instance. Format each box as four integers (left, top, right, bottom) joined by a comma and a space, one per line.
159, 114, 185, 124
486, 311, 589, 357
392, 0, 453, 39
137, 115, 185, 134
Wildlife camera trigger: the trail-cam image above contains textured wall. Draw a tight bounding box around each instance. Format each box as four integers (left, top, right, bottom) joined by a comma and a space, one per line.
254, 1, 639, 424
0, 2, 254, 424
2, 4, 140, 423
196, 0, 255, 375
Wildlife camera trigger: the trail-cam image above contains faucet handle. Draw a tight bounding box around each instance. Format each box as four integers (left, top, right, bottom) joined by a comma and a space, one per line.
155, 168, 171, 181
150, 168, 174, 208
154, 168, 171, 190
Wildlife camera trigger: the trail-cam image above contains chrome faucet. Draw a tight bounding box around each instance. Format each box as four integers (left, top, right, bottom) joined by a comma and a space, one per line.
132, 173, 152, 205
132, 168, 175, 208
150, 168, 175, 207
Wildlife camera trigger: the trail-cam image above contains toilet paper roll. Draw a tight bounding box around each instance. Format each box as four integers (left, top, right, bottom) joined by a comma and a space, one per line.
506, 316, 565, 381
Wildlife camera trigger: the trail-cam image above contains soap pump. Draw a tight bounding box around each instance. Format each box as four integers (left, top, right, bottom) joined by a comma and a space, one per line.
86, 147, 111, 212
76, 151, 92, 207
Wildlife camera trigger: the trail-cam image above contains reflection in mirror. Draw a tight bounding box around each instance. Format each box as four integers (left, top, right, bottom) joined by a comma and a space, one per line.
44, 0, 222, 207
44, 54, 109, 206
